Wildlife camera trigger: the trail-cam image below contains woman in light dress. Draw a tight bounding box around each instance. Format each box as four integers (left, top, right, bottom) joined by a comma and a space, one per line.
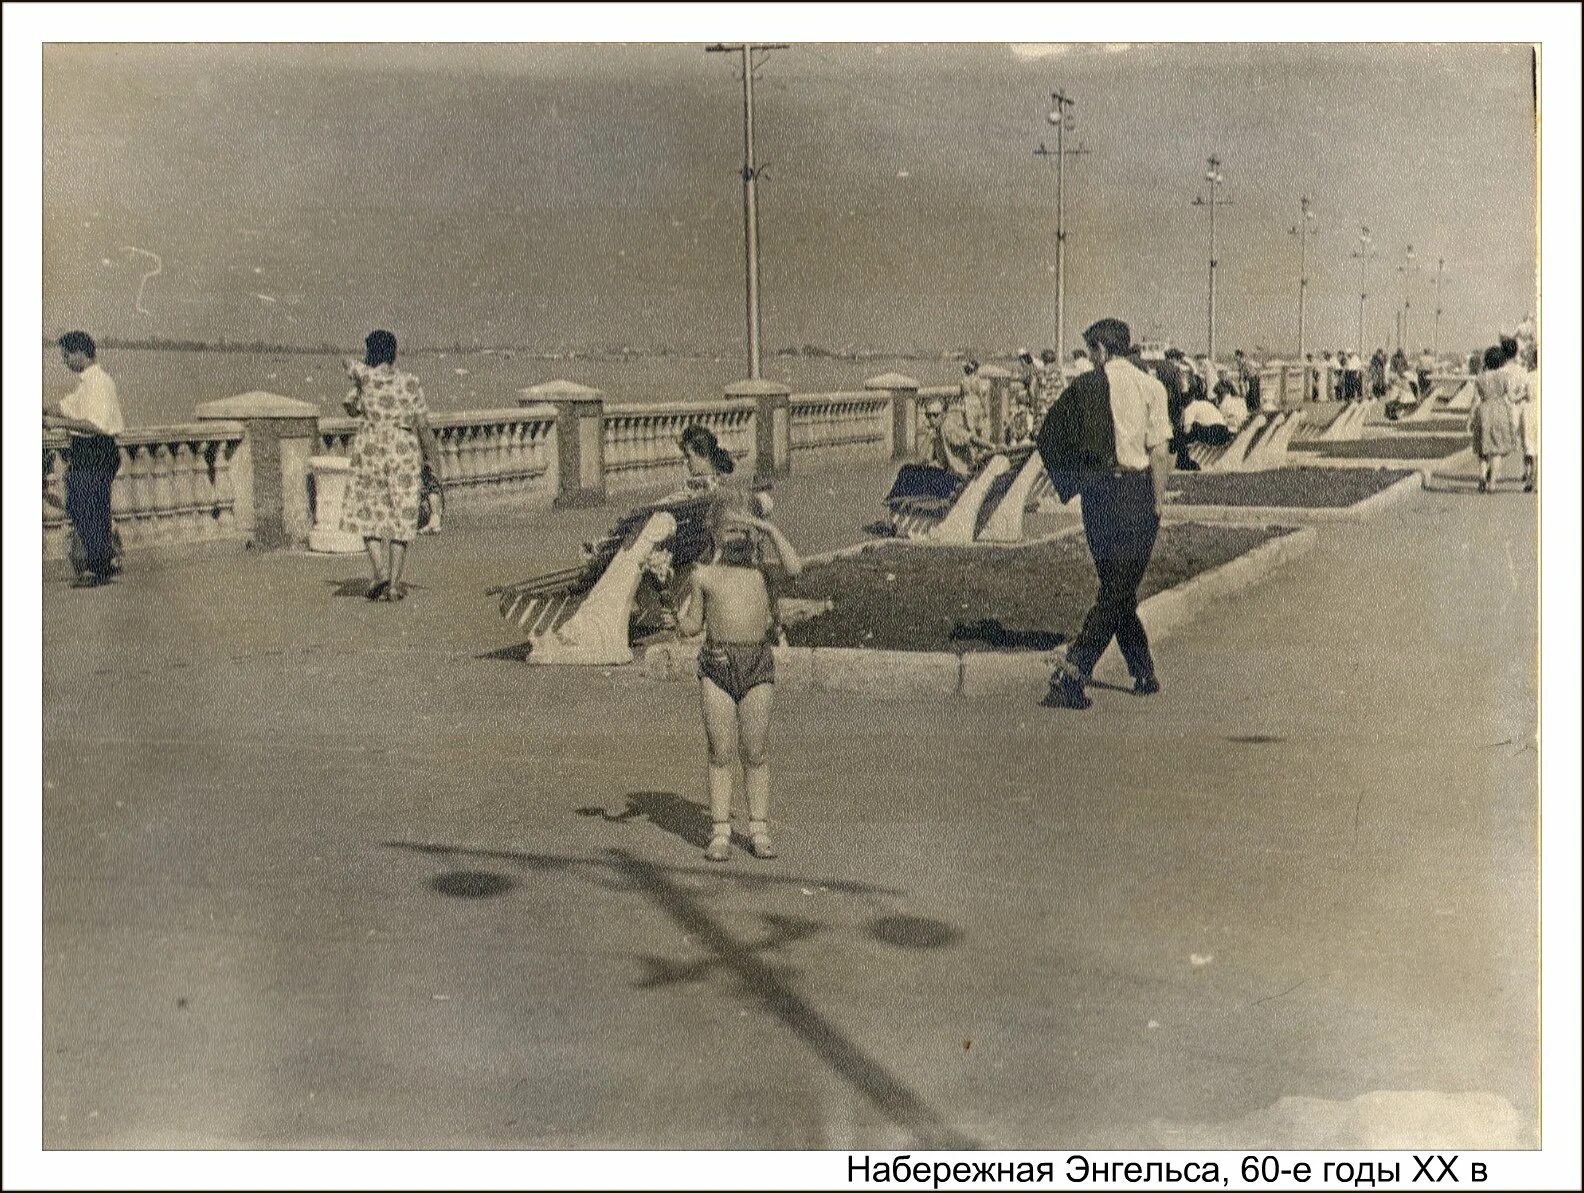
1469, 346, 1517, 494
339, 329, 443, 600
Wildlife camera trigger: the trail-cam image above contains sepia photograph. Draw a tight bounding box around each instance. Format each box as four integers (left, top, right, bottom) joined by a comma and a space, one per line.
4, 4, 1580, 1189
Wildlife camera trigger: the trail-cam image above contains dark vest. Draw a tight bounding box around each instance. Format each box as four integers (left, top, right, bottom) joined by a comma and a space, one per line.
1035, 367, 1118, 503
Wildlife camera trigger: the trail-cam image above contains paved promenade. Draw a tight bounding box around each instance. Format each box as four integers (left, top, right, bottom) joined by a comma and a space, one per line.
40, 457, 1537, 1150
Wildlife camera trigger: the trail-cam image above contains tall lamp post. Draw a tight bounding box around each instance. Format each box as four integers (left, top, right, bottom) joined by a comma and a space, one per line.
1289, 195, 1317, 363
1396, 245, 1416, 353
1349, 226, 1376, 359
1191, 157, 1231, 362
705, 42, 789, 380
1034, 92, 1087, 358
1433, 257, 1446, 359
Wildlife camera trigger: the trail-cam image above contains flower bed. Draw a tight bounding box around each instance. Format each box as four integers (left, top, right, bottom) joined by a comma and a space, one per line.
1168, 466, 1414, 507
1305, 435, 1466, 460
782, 523, 1288, 653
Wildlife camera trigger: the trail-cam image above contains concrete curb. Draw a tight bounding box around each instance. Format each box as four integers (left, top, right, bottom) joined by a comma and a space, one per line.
959, 524, 1318, 697
1165, 460, 1445, 526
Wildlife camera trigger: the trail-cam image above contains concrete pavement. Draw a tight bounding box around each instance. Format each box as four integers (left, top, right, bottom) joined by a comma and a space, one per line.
40, 456, 1537, 1150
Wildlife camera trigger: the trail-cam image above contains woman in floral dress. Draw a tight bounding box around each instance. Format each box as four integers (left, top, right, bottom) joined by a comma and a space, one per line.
339, 329, 442, 600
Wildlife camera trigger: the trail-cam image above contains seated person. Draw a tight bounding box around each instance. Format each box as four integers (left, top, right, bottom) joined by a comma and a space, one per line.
1214, 377, 1247, 432
922, 394, 993, 477
1383, 370, 1419, 421
1174, 389, 1233, 470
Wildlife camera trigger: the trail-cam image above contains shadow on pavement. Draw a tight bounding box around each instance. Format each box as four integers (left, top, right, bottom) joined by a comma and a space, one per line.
577, 790, 718, 850
949, 618, 1066, 652
382, 840, 976, 1150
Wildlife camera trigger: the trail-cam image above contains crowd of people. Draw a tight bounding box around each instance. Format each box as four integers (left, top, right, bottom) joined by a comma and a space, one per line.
45, 315, 1539, 861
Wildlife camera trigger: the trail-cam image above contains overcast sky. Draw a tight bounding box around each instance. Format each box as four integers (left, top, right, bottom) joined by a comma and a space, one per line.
43, 41, 1538, 356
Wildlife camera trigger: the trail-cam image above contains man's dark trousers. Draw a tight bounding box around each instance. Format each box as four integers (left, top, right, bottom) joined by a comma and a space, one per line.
1068, 471, 1159, 681
65, 434, 120, 578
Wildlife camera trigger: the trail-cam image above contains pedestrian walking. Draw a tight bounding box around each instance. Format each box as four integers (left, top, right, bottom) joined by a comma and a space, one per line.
1370, 349, 1389, 400
1235, 349, 1261, 414
1470, 346, 1517, 493
339, 330, 445, 601
1497, 336, 1537, 491
44, 331, 126, 588
1036, 318, 1171, 710
1416, 346, 1436, 404
959, 361, 993, 442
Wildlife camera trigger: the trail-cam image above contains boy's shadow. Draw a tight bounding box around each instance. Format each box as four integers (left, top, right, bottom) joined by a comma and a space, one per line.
577, 791, 743, 851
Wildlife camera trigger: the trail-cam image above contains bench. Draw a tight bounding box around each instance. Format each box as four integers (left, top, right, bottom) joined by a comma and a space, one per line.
492, 484, 767, 666
883, 444, 1041, 545
1187, 412, 1267, 472
1313, 400, 1380, 442
1241, 409, 1306, 470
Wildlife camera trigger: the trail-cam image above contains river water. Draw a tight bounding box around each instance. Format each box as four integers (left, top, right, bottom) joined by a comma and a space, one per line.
40, 347, 968, 427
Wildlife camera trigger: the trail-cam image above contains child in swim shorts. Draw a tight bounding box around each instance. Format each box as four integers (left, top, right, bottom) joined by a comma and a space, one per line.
676, 488, 803, 861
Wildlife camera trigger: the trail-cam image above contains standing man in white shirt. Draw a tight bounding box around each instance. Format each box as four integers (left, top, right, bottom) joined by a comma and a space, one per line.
1036, 317, 1172, 709
45, 331, 126, 587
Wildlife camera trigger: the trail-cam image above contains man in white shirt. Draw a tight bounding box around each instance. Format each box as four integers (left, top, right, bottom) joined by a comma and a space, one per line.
1036, 317, 1172, 709
45, 331, 125, 586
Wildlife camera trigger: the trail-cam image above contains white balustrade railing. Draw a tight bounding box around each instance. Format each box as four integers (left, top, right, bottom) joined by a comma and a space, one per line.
42, 382, 938, 557
789, 391, 891, 462
319, 407, 557, 506
43, 424, 246, 558
601, 399, 756, 495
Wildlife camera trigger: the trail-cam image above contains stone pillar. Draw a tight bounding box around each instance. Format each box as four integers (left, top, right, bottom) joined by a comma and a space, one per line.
519, 380, 606, 508
864, 372, 921, 460
976, 364, 1013, 443
725, 379, 792, 482
305, 455, 363, 553
195, 391, 319, 550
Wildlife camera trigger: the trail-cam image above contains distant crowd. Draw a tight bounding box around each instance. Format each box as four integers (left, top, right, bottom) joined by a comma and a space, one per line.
915, 332, 1539, 479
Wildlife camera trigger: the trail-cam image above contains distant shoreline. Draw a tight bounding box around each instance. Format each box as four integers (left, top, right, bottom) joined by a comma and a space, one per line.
41, 337, 965, 363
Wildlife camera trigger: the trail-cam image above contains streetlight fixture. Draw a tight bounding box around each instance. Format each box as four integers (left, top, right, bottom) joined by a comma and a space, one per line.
1191, 157, 1232, 363
705, 42, 789, 380
1289, 196, 1317, 364
1034, 92, 1087, 359
1433, 257, 1446, 359
1349, 226, 1376, 359
1402, 245, 1416, 354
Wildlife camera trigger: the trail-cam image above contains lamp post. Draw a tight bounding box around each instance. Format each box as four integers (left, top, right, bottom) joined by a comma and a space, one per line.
1191, 157, 1231, 363
1396, 245, 1416, 354
705, 42, 789, 380
1034, 92, 1087, 358
1349, 226, 1376, 359
1433, 256, 1445, 359
1289, 196, 1317, 362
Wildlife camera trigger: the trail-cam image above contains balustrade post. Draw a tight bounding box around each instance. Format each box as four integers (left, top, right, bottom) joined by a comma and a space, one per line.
725, 379, 791, 482
195, 391, 319, 549
864, 372, 921, 460
519, 380, 605, 508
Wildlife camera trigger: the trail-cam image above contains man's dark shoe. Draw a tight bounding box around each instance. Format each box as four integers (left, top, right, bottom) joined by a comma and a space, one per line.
1041, 673, 1092, 710
1133, 676, 1161, 696
70, 572, 111, 589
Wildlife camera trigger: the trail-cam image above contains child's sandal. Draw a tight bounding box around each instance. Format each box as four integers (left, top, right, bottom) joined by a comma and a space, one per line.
748, 821, 777, 860
705, 827, 732, 862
